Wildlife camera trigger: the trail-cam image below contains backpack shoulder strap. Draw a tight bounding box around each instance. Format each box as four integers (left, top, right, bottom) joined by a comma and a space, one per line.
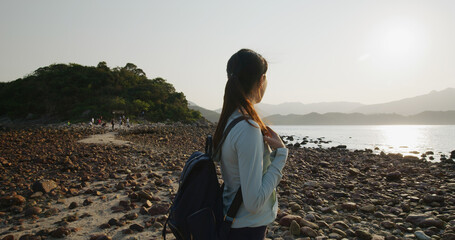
214, 116, 247, 227
224, 186, 243, 225
212, 116, 245, 158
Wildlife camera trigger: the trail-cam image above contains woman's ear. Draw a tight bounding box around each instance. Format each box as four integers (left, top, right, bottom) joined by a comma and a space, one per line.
260, 74, 266, 85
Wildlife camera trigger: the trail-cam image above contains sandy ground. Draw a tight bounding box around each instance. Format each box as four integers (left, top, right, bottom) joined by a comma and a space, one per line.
77, 132, 132, 146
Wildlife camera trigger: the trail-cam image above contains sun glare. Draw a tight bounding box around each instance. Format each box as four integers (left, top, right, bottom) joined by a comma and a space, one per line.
382, 27, 418, 58
379, 125, 422, 150
370, 18, 427, 65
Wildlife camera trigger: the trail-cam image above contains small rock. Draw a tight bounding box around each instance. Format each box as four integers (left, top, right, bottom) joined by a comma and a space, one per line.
406, 213, 431, 225
30, 192, 43, 198
301, 226, 318, 237
299, 218, 319, 229
414, 231, 431, 240
356, 229, 372, 240
90, 234, 112, 240
18, 235, 39, 240
108, 218, 122, 226
341, 202, 357, 211
116, 182, 125, 190
25, 207, 42, 216
68, 188, 79, 195
64, 214, 79, 222
304, 181, 319, 187
442, 233, 455, 240
0, 194, 26, 208
332, 221, 349, 230
400, 202, 411, 212
332, 228, 347, 237
359, 204, 376, 213
290, 202, 301, 212
32, 180, 58, 193
143, 200, 152, 208
68, 202, 78, 209
137, 190, 154, 201
348, 167, 361, 175
122, 229, 133, 235
386, 171, 401, 181
99, 223, 110, 229
153, 222, 163, 228
380, 221, 395, 229
82, 198, 92, 206
279, 214, 302, 227
148, 204, 169, 216
371, 235, 385, 240
331, 191, 349, 198
44, 208, 59, 216
129, 224, 144, 232
327, 232, 341, 239
119, 200, 131, 208
422, 194, 444, 204
418, 218, 445, 229
139, 207, 149, 215
290, 220, 300, 236
319, 161, 330, 167
125, 212, 138, 220
2, 235, 15, 240
50, 227, 71, 238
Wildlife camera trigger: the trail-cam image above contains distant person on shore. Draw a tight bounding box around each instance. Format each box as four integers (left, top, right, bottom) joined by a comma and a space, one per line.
126, 118, 130, 128
111, 119, 115, 130
213, 49, 288, 239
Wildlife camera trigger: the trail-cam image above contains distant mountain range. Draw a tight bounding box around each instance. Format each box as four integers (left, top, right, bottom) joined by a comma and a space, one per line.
255, 88, 455, 116
264, 111, 455, 125
352, 88, 455, 115
255, 102, 365, 117
189, 88, 455, 124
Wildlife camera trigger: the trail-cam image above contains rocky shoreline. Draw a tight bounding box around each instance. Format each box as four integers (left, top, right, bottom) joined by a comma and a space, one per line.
1, 124, 455, 239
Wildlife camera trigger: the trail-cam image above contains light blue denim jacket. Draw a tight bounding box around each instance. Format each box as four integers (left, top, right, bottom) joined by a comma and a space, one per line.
214, 110, 288, 228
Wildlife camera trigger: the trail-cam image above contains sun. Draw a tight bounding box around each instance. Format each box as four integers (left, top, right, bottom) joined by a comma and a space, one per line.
369, 18, 427, 64
381, 26, 418, 59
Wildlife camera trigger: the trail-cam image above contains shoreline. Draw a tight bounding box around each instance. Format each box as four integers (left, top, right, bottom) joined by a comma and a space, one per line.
1, 124, 455, 239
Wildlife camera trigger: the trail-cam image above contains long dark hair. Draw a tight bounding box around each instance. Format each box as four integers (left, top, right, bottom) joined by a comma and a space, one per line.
213, 49, 268, 148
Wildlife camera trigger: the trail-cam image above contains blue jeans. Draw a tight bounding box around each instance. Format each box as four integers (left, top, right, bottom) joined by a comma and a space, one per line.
227, 226, 267, 240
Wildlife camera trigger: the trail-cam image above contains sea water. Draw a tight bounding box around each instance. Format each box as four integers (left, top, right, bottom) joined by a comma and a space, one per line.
272, 125, 455, 160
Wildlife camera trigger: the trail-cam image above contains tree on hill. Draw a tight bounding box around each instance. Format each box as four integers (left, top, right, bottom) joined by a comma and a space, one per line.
0, 62, 201, 123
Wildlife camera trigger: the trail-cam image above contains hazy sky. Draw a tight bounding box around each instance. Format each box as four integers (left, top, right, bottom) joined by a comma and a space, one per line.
1, 1, 454, 110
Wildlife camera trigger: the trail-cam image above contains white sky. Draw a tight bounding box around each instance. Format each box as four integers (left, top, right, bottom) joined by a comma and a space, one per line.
1, 0, 454, 110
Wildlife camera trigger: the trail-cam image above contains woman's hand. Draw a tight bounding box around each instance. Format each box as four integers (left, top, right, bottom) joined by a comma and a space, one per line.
263, 126, 286, 149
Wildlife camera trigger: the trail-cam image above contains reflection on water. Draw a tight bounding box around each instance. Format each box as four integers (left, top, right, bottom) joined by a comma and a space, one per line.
271, 125, 455, 160
376, 125, 424, 151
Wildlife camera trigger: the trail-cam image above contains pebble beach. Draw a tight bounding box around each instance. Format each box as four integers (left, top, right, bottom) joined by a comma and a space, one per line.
1, 123, 455, 240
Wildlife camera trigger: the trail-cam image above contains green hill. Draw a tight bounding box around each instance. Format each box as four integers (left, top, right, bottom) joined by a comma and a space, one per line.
0, 62, 201, 123
188, 103, 220, 123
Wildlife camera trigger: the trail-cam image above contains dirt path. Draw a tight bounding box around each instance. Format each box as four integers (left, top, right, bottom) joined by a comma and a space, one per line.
77, 132, 132, 146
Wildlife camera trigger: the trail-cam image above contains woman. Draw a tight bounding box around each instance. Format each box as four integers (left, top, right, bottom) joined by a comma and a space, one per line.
214, 49, 288, 239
